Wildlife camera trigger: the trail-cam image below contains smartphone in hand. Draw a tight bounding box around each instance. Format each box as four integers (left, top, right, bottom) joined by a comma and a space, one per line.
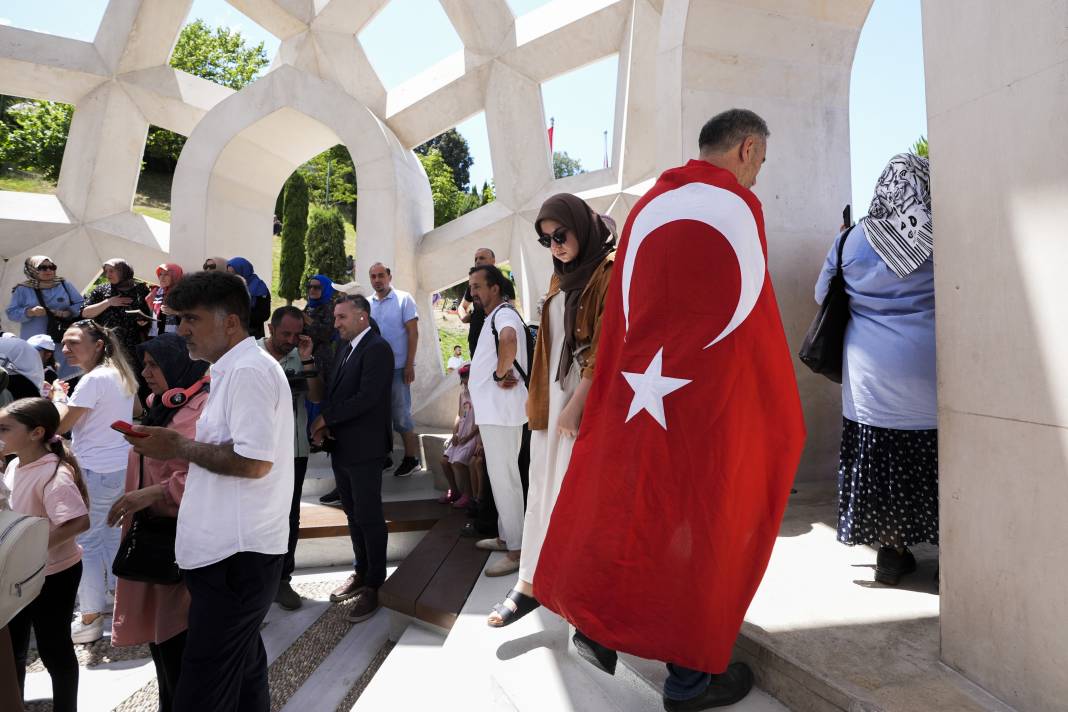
111, 420, 149, 438
842, 204, 852, 228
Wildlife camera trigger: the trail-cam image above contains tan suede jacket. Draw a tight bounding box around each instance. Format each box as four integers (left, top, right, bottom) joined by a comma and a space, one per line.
526, 253, 615, 431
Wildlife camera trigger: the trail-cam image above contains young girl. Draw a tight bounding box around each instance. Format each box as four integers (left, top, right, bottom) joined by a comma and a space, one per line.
50, 319, 138, 644
438, 364, 480, 509
2, 397, 90, 712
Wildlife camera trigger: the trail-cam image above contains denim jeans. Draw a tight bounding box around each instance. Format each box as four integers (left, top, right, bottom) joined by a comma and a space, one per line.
390, 368, 414, 433
76, 467, 125, 614
663, 664, 712, 701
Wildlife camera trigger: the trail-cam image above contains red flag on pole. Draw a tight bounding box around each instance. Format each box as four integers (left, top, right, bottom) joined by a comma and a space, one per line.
533, 159, 806, 673
548, 117, 554, 153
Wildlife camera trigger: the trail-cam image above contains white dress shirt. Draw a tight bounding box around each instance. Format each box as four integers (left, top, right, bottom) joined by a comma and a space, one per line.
176, 337, 294, 569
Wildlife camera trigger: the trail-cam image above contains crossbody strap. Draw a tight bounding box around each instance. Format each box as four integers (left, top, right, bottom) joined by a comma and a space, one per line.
490, 304, 529, 385
835, 224, 857, 279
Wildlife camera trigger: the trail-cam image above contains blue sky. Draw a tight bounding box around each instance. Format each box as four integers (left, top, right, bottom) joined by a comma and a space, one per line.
1, 0, 924, 209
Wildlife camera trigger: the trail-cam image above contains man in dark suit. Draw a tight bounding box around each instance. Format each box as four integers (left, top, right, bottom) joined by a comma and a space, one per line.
310, 294, 394, 623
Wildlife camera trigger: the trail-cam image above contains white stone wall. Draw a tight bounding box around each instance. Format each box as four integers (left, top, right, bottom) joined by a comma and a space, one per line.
924, 1, 1068, 710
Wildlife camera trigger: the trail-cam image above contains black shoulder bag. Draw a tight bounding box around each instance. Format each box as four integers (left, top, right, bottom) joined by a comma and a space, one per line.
33, 284, 76, 343
112, 455, 182, 585
798, 225, 855, 384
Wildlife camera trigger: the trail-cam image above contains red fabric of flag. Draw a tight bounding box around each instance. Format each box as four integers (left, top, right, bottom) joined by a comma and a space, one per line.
533, 159, 806, 673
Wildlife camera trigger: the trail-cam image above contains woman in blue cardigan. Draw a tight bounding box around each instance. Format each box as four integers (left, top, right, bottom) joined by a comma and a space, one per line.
6, 255, 84, 377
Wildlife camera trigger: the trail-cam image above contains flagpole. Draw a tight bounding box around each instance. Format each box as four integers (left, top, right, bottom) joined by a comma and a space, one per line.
603, 129, 609, 169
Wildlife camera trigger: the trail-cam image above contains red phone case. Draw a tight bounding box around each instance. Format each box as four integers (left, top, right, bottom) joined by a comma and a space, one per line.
111, 420, 149, 438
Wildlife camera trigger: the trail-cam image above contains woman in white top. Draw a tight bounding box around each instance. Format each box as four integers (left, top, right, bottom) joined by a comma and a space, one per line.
49, 318, 138, 644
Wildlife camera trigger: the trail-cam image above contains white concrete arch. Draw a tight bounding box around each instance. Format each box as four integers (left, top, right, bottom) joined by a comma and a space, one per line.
169, 64, 432, 284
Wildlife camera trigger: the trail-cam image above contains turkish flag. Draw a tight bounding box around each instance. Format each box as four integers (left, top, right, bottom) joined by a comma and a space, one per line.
533, 160, 806, 673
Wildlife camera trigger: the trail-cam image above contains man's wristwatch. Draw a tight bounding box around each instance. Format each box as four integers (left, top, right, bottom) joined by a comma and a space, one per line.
492, 370, 507, 382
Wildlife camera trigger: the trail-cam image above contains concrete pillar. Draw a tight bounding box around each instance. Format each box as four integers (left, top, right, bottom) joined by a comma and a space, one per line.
657, 0, 872, 481
923, 2, 1068, 709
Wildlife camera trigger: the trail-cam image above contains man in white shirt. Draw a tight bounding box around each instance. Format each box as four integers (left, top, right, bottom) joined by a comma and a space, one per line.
446, 345, 464, 373
127, 270, 293, 712
466, 264, 528, 578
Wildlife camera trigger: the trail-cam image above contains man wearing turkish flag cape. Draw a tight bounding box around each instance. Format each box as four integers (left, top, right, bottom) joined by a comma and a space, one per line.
533, 110, 805, 709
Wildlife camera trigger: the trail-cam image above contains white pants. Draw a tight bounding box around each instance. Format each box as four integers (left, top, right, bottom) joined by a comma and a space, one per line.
479, 424, 525, 552
77, 467, 125, 614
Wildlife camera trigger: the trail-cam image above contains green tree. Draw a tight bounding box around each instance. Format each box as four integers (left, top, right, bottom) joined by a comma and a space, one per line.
143, 19, 269, 171
415, 128, 474, 191
553, 151, 584, 179
298, 144, 357, 218
480, 180, 495, 206
0, 99, 74, 180
278, 172, 309, 303
303, 205, 348, 284
419, 149, 466, 227
911, 136, 929, 158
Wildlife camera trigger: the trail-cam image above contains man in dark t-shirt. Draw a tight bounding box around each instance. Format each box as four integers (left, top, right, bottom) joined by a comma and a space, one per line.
460, 247, 496, 355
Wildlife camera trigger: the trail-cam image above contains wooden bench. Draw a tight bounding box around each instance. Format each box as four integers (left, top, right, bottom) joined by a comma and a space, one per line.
377, 511, 490, 630
297, 499, 452, 539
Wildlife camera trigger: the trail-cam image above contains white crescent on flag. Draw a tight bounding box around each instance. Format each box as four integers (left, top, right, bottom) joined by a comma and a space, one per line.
620, 182, 765, 349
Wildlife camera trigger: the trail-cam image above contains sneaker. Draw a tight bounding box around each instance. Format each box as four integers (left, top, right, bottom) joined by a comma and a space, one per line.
452, 494, 473, 509
393, 456, 420, 478
345, 588, 380, 624
437, 489, 458, 504
275, 581, 303, 610
319, 488, 341, 505
71, 616, 104, 644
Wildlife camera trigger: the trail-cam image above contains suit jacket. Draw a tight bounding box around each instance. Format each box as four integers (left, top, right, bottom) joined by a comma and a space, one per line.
322, 330, 394, 464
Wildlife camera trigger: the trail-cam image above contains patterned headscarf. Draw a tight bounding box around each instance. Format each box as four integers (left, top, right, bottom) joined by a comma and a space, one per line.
22, 255, 64, 290
147, 263, 184, 318
860, 153, 933, 278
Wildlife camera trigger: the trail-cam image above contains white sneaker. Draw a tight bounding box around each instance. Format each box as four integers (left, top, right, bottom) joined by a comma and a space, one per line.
71, 616, 104, 644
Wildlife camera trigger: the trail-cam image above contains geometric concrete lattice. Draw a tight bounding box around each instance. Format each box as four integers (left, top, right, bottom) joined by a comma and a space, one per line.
0, 0, 873, 454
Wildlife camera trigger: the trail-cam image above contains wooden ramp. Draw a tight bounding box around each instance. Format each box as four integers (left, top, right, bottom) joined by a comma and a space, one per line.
377, 511, 490, 630
297, 499, 451, 539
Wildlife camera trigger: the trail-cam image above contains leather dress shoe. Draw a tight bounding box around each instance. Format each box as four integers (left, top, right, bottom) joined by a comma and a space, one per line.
346, 588, 380, 624
663, 662, 754, 711
329, 573, 366, 602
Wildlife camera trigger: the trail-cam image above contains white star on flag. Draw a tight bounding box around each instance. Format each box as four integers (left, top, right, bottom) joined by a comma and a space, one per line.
622, 348, 691, 430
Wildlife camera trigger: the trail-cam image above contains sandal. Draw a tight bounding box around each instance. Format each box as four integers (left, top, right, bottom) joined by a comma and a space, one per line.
487, 589, 540, 628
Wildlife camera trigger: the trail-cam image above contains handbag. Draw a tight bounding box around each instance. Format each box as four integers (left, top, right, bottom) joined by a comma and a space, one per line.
33, 285, 76, 343
798, 225, 856, 383
112, 456, 182, 585
0, 510, 49, 628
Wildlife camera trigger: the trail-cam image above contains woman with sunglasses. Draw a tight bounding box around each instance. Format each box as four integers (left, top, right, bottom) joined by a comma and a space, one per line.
48, 319, 139, 645
5, 256, 85, 378
302, 274, 338, 376
201, 256, 228, 271
487, 193, 615, 627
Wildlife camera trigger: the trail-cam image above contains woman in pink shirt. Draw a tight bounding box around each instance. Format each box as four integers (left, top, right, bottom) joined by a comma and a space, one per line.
107, 333, 208, 711
1, 397, 90, 712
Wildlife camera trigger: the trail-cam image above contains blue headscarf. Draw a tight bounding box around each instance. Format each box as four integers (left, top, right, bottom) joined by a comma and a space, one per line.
226, 257, 270, 299
306, 274, 335, 308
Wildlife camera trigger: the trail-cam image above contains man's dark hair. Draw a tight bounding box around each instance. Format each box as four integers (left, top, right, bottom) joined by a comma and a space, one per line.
698, 109, 770, 154
469, 264, 515, 300
271, 305, 304, 327
166, 270, 250, 329
337, 293, 371, 313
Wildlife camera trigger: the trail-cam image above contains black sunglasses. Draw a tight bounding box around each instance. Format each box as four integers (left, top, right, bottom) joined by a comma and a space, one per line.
538, 226, 569, 248
38, 263, 57, 270
202, 262, 217, 270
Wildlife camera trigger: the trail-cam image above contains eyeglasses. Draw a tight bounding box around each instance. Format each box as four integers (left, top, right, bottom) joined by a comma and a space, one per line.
38, 264, 57, 271
202, 262, 217, 270
538, 227, 568, 248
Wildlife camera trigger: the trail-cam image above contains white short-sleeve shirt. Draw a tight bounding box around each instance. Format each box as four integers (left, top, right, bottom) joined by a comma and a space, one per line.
68, 365, 134, 472
176, 337, 295, 570
469, 303, 528, 428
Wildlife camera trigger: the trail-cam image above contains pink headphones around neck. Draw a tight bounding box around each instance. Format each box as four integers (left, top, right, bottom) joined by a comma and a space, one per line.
160, 373, 211, 408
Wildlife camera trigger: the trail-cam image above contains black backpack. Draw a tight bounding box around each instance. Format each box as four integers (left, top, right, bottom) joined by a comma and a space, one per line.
490, 303, 537, 387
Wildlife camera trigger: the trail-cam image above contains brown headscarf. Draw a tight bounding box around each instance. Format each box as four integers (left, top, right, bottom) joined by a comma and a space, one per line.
103, 258, 136, 291
534, 193, 616, 382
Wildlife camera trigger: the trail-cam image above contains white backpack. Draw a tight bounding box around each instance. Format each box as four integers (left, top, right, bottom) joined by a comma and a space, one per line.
0, 510, 49, 628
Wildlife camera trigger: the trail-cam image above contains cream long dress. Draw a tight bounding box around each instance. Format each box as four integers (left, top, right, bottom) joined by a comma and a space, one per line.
517, 291, 581, 583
